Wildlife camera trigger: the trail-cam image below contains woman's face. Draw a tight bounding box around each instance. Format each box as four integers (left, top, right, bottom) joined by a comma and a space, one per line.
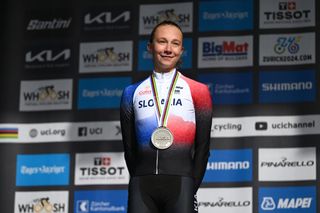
148, 24, 184, 73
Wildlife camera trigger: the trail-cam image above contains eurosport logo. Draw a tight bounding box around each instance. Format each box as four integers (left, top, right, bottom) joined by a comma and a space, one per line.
74, 152, 129, 185
203, 149, 252, 182
82, 8, 132, 33
259, 33, 315, 65
197, 187, 252, 213
16, 153, 70, 186
259, 186, 316, 213
24, 44, 72, 70
199, 72, 253, 104
199, 0, 253, 31
74, 190, 127, 213
137, 38, 192, 71
198, 35, 253, 68
139, 2, 193, 35
259, 147, 316, 181
259, 70, 315, 103
14, 191, 68, 213
78, 77, 130, 109
260, 0, 315, 29
19, 79, 73, 111
79, 41, 132, 73
24, 10, 72, 38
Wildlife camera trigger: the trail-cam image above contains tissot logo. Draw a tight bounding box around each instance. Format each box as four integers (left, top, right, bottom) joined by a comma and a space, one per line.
259, 0, 315, 29
256, 122, 268, 130
74, 152, 129, 185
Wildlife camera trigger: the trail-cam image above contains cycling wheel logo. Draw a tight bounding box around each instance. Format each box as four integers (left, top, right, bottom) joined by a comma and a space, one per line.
274, 36, 301, 55
37, 85, 58, 101
158, 9, 179, 23
33, 197, 53, 213
97, 47, 118, 63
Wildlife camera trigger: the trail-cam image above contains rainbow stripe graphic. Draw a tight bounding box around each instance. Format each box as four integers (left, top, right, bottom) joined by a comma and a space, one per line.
0, 128, 18, 139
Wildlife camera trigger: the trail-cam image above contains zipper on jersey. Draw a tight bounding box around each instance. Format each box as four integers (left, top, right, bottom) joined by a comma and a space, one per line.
155, 150, 159, 174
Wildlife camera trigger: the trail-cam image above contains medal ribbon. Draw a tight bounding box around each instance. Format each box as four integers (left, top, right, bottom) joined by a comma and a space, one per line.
150, 71, 179, 127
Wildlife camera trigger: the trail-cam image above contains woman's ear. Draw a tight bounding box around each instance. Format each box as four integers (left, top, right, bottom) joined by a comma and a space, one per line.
147, 42, 153, 53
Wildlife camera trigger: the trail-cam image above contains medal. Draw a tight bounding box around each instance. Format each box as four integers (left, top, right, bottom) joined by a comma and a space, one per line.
150, 70, 180, 150
151, 127, 173, 149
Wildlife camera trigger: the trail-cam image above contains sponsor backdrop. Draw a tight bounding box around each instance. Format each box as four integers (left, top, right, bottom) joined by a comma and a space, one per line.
1, 0, 319, 212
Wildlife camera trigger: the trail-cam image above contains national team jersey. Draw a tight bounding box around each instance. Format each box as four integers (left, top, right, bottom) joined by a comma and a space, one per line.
120, 70, 213, 191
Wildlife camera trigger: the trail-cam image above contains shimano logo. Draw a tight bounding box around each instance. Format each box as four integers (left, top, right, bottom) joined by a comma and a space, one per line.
262, 81, 313, 91
207, 161, 250, 170
27, 18, 72, 30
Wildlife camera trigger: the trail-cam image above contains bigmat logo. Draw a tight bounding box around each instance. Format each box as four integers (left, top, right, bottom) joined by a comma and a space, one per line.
197, 187, 252, 213
139, 2, 192, 35
19, 79, 72, 111
14, 191, 68, 213
259, 186, 316, 213
259, 147, 316, 181
259, 70, 315, 103
74, 190, 127, 213
24, 10, 72, 38
78, 77, 130, 109
79, 41, 132, 73
74, 152, 129, 185
203, 149, 252, 183
24, 44, 71, 70
138, 38, 192, 71
16, 153, 70, 186
199, 0, 253, 31
198, 35, 253, 68
260, 0, 315, 29
259, 33, 315, 66
82, 8, 132, 33
199, 72, 253, 104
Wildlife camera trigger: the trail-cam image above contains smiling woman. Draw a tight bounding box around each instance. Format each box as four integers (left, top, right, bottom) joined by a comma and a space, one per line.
120, 20, 213, 213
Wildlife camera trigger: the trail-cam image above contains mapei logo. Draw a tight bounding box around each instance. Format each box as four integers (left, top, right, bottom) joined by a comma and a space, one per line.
274, 36, 300, 55
259, 186, 316, 212
261, 196, 312, 210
